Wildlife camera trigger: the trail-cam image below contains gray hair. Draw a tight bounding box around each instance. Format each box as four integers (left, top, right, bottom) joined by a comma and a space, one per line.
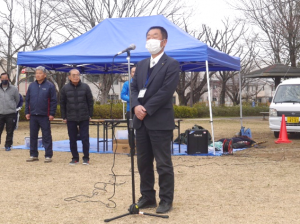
69, 68, 80, 75
35, 66, 46, 73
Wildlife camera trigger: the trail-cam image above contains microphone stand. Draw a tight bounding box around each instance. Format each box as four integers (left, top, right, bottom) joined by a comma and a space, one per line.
104, 51, 169, 222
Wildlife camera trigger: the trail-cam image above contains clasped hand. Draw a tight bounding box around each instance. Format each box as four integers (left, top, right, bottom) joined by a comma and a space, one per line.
134, 105, 147, 120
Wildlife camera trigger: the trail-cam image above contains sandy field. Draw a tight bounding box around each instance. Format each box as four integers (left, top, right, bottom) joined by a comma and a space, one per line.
0, 117, 300, 224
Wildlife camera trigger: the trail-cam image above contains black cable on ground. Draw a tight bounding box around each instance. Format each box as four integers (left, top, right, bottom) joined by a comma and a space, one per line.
64, 56, 127, 208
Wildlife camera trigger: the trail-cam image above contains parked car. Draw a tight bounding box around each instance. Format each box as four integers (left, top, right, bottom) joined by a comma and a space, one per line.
269, 78, 300, 138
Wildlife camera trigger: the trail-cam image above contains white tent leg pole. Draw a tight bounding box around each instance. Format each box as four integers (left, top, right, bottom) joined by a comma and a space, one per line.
16, 64, 19, 88
239, 72, 243, 128
123, 101, 125, 120
205, 60, 215, 155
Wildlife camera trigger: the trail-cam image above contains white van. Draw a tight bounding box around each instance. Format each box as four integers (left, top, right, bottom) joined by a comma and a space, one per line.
269, 78, 300, 138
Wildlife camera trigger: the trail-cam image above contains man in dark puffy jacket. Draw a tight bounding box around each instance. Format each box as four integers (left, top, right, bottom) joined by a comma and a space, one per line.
25, 66, 57, 163
60, 69, 94, 165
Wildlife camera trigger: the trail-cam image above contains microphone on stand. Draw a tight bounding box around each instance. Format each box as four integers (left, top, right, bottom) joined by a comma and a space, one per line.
115, 44, 136, 56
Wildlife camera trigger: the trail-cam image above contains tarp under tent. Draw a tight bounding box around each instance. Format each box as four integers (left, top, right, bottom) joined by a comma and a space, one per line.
17, 15, 241, 154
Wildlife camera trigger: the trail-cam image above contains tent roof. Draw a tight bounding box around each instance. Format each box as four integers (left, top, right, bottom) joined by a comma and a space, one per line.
246, 63, 300, 78
17, 15, 240, 73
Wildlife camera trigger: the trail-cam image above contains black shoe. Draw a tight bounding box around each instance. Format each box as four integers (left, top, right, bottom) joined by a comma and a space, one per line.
156, 200, 172, 213
82, 158, 89, 165
137, 196, 157, 209
69, 159, 78, 165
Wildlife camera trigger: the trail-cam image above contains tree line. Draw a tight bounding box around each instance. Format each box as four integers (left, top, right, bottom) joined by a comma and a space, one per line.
0, 0, 299, 105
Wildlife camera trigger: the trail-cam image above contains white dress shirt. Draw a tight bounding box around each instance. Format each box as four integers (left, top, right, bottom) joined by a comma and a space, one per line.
150, 51, 164, 68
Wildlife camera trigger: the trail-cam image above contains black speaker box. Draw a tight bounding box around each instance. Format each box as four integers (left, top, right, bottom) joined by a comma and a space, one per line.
186, 129, 208, 154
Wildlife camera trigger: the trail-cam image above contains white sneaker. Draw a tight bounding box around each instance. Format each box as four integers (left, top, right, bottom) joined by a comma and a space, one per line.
26, 156, 39, 162
44, 157, 52, 163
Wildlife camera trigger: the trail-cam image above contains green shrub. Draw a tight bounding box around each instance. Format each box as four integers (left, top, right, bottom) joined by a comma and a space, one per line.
173, 105, 198, 118
93, 104, 123, 119
193, 104, 210, 117
55, 105, 61, 118
19, 105, 62, 121
18, 103, 269, 120
19, 106, 26, 121
242, 105, 268, 116
192, 104, 268, 118
19, 103, 124, 120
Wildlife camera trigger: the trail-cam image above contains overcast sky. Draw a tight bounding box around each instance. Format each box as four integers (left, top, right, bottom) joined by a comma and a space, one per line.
0, 0, 239, 30
0, 0, 243, 47
186, 0, 240, 30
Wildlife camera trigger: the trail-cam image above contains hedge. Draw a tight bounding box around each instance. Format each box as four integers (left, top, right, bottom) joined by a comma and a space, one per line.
193, 104, 269, 118
18, 103, 269, 121
19, 104, 124, 121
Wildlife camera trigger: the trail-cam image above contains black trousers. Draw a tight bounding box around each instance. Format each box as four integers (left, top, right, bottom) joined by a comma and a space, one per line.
30, 115, 53, 158
136, 123, 174, 203
67, 120, 90, 161
0, 113, 16, 147
14, 112, 19, 130
126, 111, 130, 130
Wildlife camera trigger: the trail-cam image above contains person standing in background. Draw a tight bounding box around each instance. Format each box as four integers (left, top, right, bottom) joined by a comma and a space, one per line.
15, 93, 24, 130
0, 73, 20, 151
121, 66, 136, 133
60, 69, 94, 165
25, 66, 57, 163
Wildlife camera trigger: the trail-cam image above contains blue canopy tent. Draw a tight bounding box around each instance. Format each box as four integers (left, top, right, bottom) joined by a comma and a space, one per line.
17, 15, 239, 72
17, 15, 241, 154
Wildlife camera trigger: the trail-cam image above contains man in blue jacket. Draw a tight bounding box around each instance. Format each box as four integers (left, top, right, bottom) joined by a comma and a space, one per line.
25, 66, 57, 163
121, 66, 136, 130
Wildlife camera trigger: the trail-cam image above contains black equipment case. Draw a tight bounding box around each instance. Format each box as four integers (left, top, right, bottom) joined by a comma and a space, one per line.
186, 129, 209, 154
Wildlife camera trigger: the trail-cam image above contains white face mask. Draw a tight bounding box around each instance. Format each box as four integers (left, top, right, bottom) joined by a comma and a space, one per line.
145, 39, 163, 55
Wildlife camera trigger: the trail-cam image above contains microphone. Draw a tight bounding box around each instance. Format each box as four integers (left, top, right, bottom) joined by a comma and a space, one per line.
115, 44, 136, 56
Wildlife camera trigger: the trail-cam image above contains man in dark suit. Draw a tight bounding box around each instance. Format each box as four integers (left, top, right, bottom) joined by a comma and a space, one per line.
131, 26, 180, 213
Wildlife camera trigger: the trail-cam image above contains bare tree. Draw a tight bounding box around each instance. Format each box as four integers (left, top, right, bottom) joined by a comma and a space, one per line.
84, 74, 120, 104
0, 0, 32, 79
177, 19, 259, 107
176, 70, 216, 106
236, 0, 300, 68
200, 20, 251, 106
49, 0, 190, 104
51, 0, 188, 38
21, 0, 62, 51
48, 71, 68, 103
0, 0, 62, 86
224, 29, 260, 105
175, 18, 215, 106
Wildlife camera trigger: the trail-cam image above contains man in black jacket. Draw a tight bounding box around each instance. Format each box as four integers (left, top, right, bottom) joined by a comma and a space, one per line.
25, 66, 57, 163
60, 69, 94, 165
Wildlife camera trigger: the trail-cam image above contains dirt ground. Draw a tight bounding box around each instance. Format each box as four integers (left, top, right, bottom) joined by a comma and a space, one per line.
1, 117, 300, 224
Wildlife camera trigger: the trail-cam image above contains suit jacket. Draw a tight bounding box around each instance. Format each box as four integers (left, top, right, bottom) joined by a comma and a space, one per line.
131, 53, 180, 130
